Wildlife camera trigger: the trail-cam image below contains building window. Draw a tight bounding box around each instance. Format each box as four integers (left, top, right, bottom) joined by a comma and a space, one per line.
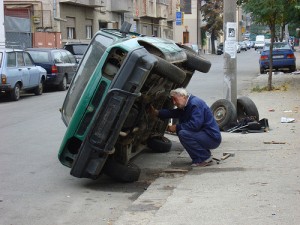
86, 26, 92, 39
180, 0, 191, 14
66, 17, 76, 39
67, 27, 75, 39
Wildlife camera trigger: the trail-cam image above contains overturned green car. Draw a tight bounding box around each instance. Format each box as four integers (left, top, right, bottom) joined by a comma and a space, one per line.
58, 22, 211, 182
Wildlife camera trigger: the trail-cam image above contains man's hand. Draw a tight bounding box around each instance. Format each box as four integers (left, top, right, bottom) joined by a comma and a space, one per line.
148, 105, 158, 117
167, 124, 176, 133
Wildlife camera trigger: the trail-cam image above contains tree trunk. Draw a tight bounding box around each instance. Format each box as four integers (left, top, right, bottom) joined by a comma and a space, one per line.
211, 31, 216, 54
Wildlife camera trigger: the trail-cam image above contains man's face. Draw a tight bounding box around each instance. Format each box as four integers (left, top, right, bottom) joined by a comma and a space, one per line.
171, 95, 187, 109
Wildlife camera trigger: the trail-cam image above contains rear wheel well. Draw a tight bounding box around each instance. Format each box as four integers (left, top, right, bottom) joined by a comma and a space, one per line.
137, 41, 164, 58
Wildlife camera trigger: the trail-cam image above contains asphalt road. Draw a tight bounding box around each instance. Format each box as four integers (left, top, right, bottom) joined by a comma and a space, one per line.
187, 48, 260, 106
0, 48, 260, 225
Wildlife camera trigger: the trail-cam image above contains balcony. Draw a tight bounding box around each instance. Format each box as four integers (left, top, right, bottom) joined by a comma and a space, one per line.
156, 3, 168, 19
60, 0, 106, 7
111, 0, 132, 12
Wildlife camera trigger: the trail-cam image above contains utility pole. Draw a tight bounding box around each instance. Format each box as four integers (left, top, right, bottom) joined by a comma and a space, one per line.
223, 0, 237, 108
197, 1, 202, 53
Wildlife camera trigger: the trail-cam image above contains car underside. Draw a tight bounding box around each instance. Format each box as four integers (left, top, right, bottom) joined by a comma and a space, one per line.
58, 22, 212, 182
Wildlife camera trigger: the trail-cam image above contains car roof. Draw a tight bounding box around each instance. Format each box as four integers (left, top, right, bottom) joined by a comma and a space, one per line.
26, 48, 66, 51
64, 43, 89, 46
0, 47, 24, 52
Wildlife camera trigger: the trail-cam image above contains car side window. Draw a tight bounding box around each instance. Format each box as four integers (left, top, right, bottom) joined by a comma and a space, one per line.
23, 52, 34, 66
60, 51, 71, 63
17, 52, 25, 66
53, 51, 63, 63
7, 52, 16, 67
66, 51, 76, 64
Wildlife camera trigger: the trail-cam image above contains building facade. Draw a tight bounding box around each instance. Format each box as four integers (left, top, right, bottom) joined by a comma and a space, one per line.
3, 0, 177, 48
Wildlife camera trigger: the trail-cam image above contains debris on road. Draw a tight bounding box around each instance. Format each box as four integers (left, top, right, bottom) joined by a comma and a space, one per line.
281, 117, 295, 123
263, 141, 286, 144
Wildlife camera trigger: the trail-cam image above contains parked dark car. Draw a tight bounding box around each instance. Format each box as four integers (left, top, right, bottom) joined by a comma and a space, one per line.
63, 42, 89, 62
217, 43, 223, 55
259, 42, 296, 74
26, 48, 78, 91
0, 48, 46, 101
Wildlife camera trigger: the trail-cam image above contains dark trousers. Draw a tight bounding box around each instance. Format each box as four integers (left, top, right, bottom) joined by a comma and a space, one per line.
178, 129, 221, 163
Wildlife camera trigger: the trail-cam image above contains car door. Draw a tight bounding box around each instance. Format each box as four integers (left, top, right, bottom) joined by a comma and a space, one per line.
65, 50, 78, 82
16, 51, 30, 88
5, 52, 21, 88
60, 50, 76, 83
24, 52, 39, 87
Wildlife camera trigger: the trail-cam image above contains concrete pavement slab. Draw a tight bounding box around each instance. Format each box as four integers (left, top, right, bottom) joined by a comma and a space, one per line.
115, 73, 300, 225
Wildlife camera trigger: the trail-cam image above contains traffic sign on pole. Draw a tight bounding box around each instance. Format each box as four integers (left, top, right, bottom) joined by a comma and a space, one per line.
176, 12, 182, 25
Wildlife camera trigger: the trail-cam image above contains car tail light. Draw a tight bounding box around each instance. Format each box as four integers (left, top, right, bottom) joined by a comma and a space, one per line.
1, 74, 6, 84
51, 65, 58, 74
260, 55, 268, 60
287, 54, 295, 59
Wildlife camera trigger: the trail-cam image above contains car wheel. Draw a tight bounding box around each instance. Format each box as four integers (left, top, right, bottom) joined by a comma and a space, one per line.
153, 56, 186, 84
182, 49, 211, 73
10, 83, 21, 101
210, 99, 237, 130
260, 67, 265, 74
103, 158, 141, 183
58, 76, 67, 91
34, 81, 43, 95
147, 136, 172, 153
290, 65, 296, 72
237, 96, 259, 121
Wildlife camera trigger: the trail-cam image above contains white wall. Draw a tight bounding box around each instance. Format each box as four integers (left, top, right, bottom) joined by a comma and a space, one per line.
173, 0, 198, 44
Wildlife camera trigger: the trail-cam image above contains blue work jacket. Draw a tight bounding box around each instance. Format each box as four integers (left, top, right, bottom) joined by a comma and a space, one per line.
158, 95, 221, 140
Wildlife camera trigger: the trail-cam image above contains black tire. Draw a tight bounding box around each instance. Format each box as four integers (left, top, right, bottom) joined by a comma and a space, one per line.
58, 76, 67, 91
153, 56, 186, 84
147, 136, 172, 153
183, 50, 211, 73
210, 99, 237, 130
34, 81, 43, 95
10, 83, 21, 101
103, 158, 141, 183
260, 67, 265, 74
290, 65, 296, 73
237, 96, 259, 121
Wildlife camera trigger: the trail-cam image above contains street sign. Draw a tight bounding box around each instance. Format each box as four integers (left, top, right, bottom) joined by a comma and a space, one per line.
176, 11, 182, 25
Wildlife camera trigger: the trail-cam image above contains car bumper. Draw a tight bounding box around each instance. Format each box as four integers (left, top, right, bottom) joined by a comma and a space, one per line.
260, 59, 296, 69
45, 74, 63, 86
0, 84, 12, 92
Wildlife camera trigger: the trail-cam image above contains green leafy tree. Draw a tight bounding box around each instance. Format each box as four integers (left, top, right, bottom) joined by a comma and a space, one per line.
243, 0, 297, 90
200, 0, 223, 54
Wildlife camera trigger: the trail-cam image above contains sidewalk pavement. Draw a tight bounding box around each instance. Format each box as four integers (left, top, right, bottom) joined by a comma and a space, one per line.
115, 73, 300, 225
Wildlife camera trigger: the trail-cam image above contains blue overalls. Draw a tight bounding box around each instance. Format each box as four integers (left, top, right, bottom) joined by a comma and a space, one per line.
159, 95, 222, 163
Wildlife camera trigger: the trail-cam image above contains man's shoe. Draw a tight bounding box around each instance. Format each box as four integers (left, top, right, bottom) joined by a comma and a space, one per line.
205, 155, 213, 162
191, 160, 213, 167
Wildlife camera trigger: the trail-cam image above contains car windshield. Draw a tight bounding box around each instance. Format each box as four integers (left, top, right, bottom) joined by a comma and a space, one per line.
70, 45, 88, 55
61, 34, 114, 124
27, 51, 49, 63
264, 43, 290, 51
